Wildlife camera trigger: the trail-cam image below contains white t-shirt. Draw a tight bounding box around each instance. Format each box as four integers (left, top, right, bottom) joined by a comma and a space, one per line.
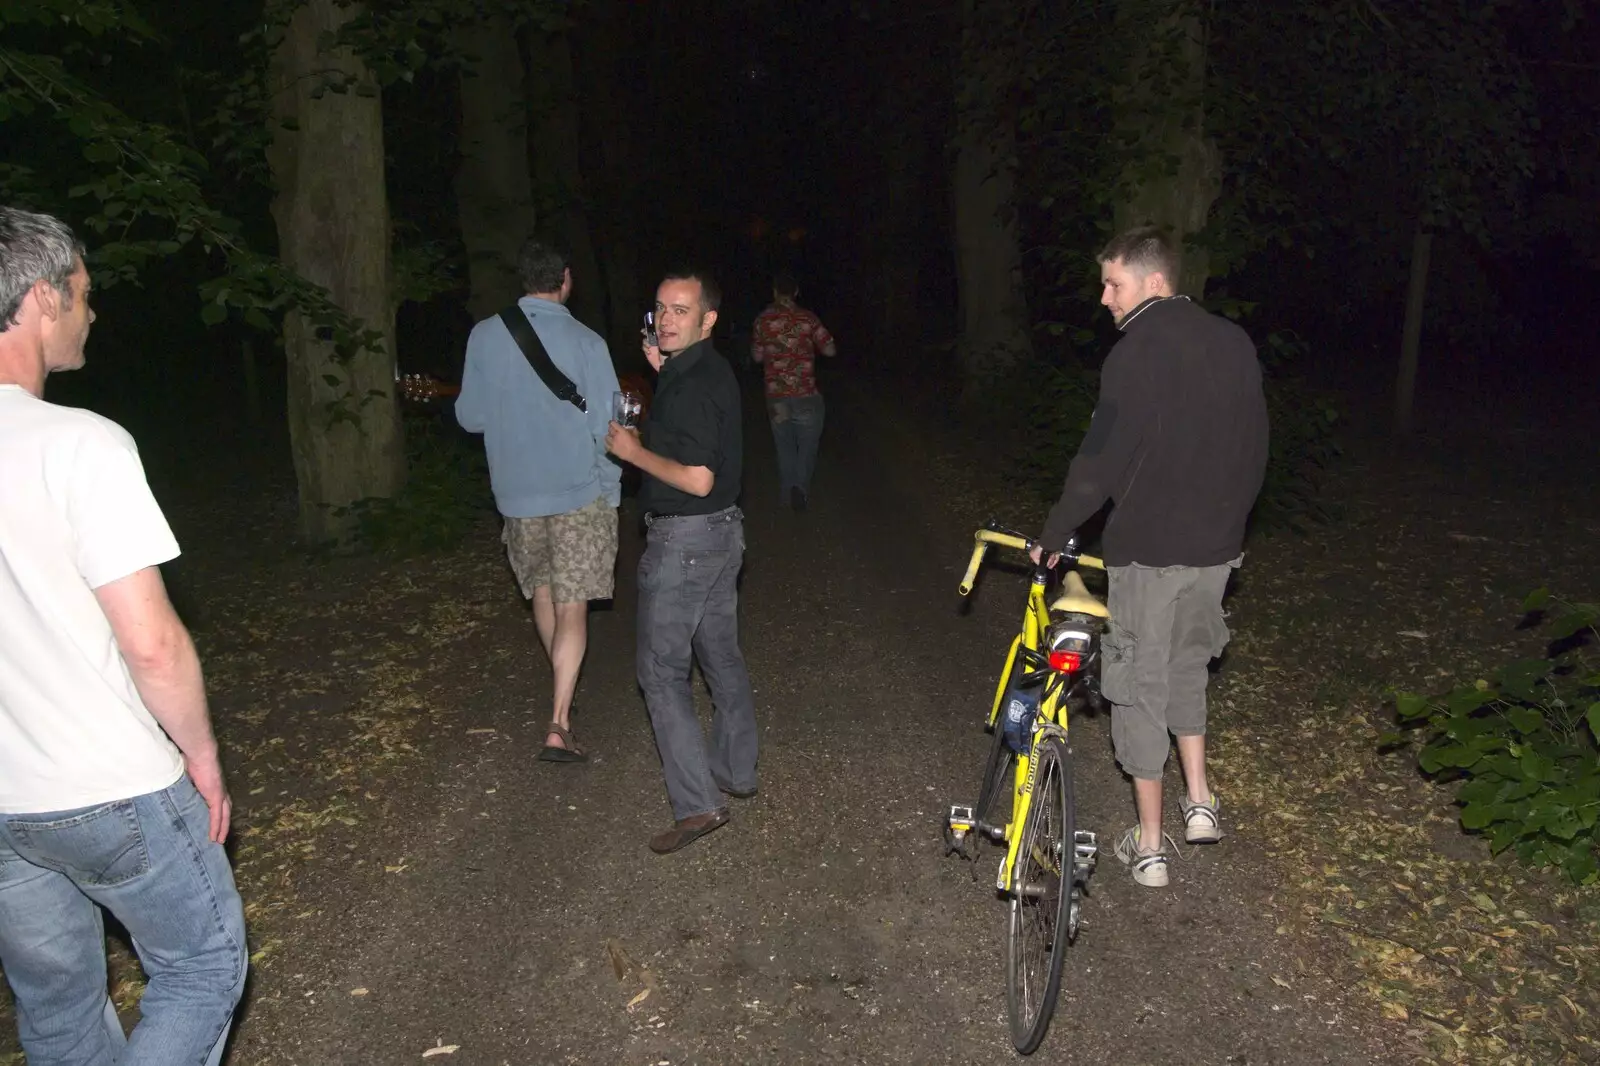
0, 384, 186, 812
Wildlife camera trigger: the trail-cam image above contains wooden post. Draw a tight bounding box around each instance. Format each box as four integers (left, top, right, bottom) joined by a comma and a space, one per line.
1393, 229, 1432, 436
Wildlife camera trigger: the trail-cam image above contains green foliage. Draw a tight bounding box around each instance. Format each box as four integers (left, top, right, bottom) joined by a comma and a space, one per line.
343, 411, 493, 556
973, 324, 1339, 533
1005, 0, 1535, 327
1390, 593, 1600, 885
0, 5, 387, 386
975, 356, 1100, 503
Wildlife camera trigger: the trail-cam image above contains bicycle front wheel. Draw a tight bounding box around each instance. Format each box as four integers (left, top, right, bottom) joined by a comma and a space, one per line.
1006, 734, 1076, 1055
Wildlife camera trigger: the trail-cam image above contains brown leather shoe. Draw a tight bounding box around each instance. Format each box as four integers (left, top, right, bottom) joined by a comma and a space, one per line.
648, 809, 730, 854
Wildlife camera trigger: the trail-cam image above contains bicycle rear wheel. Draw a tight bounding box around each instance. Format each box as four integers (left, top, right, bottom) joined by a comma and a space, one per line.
1006, 734, 1076, 1055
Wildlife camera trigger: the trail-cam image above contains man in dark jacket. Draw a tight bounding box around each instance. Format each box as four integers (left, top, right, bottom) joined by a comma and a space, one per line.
1033, 226, 1269, 888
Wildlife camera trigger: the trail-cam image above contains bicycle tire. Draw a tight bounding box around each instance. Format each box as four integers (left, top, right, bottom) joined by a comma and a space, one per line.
1006, 734, 1076, 1055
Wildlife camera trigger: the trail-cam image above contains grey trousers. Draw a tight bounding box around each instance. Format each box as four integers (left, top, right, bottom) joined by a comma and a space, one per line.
1102, 559, 1238, 780
636, 507, 759, 819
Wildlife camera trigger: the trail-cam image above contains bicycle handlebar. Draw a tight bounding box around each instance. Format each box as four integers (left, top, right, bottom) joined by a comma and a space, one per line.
957, 524, 1105, 597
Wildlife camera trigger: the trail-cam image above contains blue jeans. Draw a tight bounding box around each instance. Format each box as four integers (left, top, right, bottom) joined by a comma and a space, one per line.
770, 394, 826, 500
637, 508, 759, 820
0, 776, 248, 1066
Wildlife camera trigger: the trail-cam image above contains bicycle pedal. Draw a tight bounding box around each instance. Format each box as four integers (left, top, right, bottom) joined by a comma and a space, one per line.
1075, 832, 1100, 870
944, 805, 977, 858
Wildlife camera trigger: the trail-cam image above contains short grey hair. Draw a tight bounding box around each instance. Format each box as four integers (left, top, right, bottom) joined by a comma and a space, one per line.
1098, 226, 1180, 286
0, 207, 85, 331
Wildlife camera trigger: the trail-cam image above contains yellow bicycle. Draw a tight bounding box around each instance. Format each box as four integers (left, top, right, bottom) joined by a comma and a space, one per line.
945, 521, 1108, 1054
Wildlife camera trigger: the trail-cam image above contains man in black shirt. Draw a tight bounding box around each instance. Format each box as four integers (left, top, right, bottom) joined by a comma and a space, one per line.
606, 270, 757, 853
1032, 227, 1269, 889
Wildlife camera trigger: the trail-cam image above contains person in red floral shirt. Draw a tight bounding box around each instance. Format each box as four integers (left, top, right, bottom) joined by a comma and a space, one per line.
751, 272, 836, 510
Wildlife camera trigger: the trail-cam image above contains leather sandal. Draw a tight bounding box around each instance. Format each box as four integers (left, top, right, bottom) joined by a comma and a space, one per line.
538, 723, 587, 763
648, 809, 729, 854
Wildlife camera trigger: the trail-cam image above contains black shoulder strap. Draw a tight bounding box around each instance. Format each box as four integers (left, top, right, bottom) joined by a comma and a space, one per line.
497, 306, 587, 414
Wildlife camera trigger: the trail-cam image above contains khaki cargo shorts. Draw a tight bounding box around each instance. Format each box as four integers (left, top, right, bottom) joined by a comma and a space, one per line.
502, 495, 619, 603
1102, 558, 1239, 780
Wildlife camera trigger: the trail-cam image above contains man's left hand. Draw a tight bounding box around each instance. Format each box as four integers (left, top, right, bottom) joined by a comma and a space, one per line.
1028, 544, 1062, 568
606, 421, 642, 462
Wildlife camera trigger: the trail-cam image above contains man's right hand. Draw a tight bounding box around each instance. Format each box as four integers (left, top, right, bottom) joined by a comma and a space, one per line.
642, 330, 664, 372
95, 566, 232, 841
1028, 544, 1062, 568
186, 751, 232, 843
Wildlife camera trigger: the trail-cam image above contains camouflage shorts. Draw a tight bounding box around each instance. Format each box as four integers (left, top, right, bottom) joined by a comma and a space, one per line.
502, 495, 619, 603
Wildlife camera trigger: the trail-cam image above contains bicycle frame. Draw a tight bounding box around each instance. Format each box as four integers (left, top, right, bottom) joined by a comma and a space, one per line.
958, 527, 1105, 894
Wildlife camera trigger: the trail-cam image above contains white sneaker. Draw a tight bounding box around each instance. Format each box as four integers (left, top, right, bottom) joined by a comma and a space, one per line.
1113, 826, 1170, 888
1181, 793, 1223, 844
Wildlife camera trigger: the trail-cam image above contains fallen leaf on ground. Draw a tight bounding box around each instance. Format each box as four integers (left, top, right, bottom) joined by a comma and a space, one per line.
421, 1042, 459, 1058
607, 939, 635, 982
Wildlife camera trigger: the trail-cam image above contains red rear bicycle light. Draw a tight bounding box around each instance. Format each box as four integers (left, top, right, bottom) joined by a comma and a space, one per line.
1046, 622, 1094, 674
1048, 650, 1082, 673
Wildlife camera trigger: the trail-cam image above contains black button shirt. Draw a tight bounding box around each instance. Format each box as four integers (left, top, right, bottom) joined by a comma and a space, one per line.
639, 339, 743, 516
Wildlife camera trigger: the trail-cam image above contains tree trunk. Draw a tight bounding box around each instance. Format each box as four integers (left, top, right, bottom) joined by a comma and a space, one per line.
953, 0, 1032, 384
267, 0, 402, 545
1393, 228, 1432, 435
572, 0, 644, 364
1111, 0, 1222, 297
525, 27, 605, 334
453, 17, 537, 321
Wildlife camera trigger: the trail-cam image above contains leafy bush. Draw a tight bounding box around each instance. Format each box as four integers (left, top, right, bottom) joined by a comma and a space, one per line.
1256, 331, 1342, 532
1388, 590, 1600, 884
344, 410, 494, 556
973, 356, 1099, 503
972, 327, 1340, 532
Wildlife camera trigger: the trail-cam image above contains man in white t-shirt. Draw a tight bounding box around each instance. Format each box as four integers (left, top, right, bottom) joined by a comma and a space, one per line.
0, 207, 247, 1066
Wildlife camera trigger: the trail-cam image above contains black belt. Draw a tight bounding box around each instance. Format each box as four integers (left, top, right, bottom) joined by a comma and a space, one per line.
644, 506, 739, 526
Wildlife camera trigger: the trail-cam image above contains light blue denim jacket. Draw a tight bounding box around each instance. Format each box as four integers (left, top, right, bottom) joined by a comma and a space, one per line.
455, 297, 622, 518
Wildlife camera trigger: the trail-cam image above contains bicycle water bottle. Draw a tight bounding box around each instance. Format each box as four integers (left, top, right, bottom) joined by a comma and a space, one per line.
1002, 685, 1039, 754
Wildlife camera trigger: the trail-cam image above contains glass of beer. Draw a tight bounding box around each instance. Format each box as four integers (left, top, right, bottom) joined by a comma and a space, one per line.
612, 389, 643, 429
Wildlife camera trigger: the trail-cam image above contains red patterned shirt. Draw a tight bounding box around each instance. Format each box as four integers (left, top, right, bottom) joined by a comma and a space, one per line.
752, 302, 834, 399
